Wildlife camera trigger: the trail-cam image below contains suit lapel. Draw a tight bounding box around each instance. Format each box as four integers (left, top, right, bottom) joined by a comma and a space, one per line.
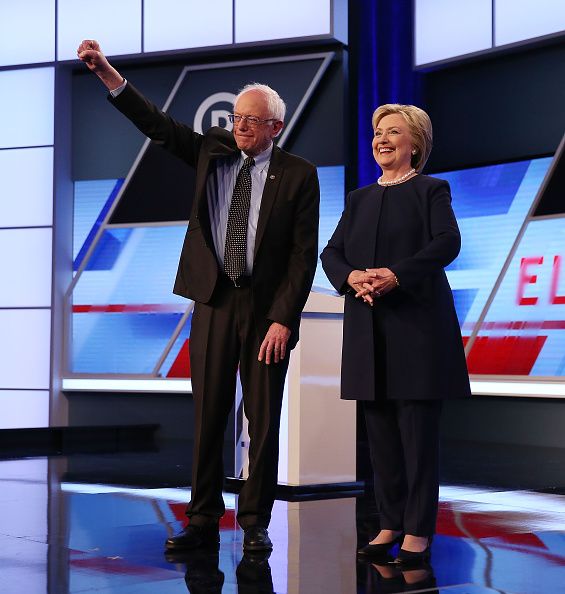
253, 147, 283, 259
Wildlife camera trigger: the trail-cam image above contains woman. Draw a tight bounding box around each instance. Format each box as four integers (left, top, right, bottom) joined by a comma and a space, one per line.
321, 104, 471, 564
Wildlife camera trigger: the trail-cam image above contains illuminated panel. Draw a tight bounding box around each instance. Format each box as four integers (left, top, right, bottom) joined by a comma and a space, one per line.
415, 0, 492, 66
313, 165, 345, 291
495, 0, 565, 46
470, 379, 565, 397
0, 390, 49, 428
0, 67, 54, 148
0, 0, 55, 66
0, 229, 52, 307
57, 0, 142, 61
441, 158, 551, 336
235, 0, 331, 43
62, 377, 192, 392
470, 218, 565, 376
0, 148, 53, 227
0, 309, 51, 389
144, 0, 232, 52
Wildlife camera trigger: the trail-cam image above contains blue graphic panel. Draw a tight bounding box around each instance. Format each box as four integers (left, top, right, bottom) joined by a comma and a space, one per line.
72, 312, 184, 374
73, 226, 188, 306
85, 227, 132, 271
440, 157, 551, 331
452, 289, 479, 327
447, 161, 530, 219
313, 165, 345, 291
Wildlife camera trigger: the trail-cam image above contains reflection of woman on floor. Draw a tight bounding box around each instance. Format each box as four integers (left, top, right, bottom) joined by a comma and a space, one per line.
369, 560, 438, 593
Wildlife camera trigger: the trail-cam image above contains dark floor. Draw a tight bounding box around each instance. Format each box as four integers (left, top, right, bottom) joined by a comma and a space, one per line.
57, 437, 565, 493
1, 445, 565, 594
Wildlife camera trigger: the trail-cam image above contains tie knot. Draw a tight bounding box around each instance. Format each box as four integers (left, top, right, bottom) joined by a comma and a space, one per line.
243, 156, 255, 170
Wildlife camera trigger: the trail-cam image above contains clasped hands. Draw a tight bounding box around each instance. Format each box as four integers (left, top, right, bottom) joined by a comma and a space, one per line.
347, 268, 398, 306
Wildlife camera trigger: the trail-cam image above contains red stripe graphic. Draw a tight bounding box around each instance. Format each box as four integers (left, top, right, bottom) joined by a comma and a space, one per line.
463, 320, 565, 331
167, 339, 191, 378
73, 304, 186, 313
437, 503, 553, 545
464, 336, 547, 375
168, 503, 235, 529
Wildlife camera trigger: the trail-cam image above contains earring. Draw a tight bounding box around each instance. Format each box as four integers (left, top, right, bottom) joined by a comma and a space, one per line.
411, 149, 417, 155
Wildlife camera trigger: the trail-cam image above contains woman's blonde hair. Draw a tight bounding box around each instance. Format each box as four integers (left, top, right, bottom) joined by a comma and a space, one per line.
372, 104, 433, 172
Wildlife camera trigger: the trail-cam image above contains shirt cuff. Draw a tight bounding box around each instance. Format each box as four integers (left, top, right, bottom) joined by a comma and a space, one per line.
109, 79, 127, 98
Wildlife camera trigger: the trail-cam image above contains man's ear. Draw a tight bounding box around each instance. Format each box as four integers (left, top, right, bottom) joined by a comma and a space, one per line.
272, 120, 284, 138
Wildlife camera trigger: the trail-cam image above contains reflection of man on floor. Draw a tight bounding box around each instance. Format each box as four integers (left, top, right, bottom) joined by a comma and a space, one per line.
167, 550, 274, 594
78, 40, 320, 552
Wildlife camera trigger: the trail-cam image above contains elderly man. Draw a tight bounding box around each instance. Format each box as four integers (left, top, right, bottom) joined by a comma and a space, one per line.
78, 40, 320, 552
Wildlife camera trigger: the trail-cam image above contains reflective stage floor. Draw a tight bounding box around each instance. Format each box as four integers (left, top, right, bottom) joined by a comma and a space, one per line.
2, 456, 565, 593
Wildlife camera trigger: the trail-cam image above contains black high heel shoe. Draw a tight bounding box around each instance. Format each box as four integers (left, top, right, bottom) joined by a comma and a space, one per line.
357, 533, 404, 559
394, 536, 433, 566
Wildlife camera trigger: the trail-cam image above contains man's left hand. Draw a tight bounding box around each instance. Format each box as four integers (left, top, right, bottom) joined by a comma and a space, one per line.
258, 323, 291, 364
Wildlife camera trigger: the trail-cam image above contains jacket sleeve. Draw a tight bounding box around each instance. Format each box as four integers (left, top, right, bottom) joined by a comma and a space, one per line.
389, 180, 461, 289
320, 192, 355, 295
266, 166, 320, 327
108, 81, 203, 167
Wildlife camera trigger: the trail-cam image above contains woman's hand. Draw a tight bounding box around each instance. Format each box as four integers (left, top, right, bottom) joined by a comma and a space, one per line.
347, 270, 377, 305
361, 268, 399, 303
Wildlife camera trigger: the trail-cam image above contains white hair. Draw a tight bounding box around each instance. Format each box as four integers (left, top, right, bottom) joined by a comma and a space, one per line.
234, 83, 286, 122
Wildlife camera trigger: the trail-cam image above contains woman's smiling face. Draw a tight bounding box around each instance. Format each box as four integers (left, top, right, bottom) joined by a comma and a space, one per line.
372, 113, 415, 174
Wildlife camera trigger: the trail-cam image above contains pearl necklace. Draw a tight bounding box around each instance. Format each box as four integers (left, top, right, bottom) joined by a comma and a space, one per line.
378, 168, 416, 186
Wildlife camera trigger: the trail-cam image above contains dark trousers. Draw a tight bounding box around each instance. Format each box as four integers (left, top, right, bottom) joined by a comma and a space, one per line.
187, 279, 289, 529
363, 399, 443, 536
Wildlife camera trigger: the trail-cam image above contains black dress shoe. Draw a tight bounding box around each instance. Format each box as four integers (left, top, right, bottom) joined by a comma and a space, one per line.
165, 524, 219, 551
243, 526, 273, 551
394, 537, 433, 566
357, 534, 403, 559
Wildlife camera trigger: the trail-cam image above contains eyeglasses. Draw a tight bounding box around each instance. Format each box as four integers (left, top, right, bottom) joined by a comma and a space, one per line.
228, 114, 276, 127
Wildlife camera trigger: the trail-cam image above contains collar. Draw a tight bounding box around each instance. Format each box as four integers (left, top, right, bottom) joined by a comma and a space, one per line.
241, 143, 273, 172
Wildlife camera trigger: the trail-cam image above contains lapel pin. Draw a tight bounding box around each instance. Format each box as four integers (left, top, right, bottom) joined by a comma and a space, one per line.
269, 174, 276, 180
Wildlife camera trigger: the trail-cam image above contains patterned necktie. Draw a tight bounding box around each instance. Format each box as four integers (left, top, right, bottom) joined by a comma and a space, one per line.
223, 156, 255, 281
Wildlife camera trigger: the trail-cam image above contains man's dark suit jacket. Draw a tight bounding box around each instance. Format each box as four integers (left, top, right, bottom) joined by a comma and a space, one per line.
109, 83, 320, 349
